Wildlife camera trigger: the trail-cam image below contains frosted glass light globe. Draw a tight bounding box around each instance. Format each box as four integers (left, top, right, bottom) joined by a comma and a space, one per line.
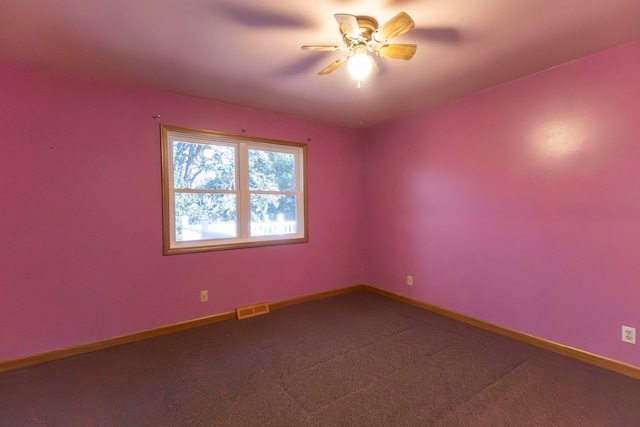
347, 53, 373, 80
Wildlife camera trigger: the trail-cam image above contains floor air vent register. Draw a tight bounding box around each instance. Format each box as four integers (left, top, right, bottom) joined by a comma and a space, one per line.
236, 302, 270, 320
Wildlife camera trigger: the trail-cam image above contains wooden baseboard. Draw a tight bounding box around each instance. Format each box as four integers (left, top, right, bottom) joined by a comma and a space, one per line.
0, 311, 236, 374
0, 285, 365, 374
269, 285, 367, 310
362, 285, 640, 381
2, 283, 638, 381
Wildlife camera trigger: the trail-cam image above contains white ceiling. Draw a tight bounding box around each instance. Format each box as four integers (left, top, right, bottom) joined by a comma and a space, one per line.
1, 0, 639, 128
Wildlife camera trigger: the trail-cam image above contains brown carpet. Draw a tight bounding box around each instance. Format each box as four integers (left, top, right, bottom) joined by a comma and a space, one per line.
1, 290, 639, 426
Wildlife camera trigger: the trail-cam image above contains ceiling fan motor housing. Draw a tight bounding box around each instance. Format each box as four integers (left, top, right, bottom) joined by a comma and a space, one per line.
356, 16, 378, 40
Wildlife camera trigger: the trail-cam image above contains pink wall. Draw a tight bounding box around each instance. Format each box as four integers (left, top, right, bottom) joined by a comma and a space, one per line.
3, 39, 640, 368
363, 39, 640, 367
0, 61, 365, 361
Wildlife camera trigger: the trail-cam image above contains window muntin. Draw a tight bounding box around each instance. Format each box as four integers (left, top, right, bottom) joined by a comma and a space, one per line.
161, 125, 307, 254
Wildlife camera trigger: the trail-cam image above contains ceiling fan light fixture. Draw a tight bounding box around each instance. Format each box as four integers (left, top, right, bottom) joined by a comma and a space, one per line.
347, 53, 373, 80
302, 12, 417, 85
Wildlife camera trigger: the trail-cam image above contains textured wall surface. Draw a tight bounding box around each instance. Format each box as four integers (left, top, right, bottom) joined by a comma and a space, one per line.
0, 62, 365, 361
363, 40, 640, 367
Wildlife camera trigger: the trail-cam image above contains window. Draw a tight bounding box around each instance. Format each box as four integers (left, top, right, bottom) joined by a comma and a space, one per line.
161, 125, 307, 254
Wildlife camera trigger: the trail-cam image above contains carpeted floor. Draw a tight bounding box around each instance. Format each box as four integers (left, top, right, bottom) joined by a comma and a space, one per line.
1, 290, 639, 426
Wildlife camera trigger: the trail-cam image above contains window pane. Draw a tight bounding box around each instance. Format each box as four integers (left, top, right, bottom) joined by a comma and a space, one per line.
248, 149, 295, 191
173, 141, 235, 190
175, 193, 237, 241
250, 194, 297, 236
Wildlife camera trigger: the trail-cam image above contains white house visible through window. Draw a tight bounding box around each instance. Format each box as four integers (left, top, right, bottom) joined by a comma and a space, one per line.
161, 125, 307, 254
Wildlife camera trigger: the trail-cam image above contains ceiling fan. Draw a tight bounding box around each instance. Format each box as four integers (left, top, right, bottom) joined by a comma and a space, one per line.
301, 12, 417, 86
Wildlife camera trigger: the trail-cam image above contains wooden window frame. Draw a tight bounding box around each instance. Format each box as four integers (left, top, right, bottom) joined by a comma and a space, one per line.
161, 125, 308, 255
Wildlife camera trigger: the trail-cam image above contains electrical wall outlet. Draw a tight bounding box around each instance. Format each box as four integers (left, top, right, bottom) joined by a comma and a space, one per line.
622, 325, 636, 344
407, 276, 413, 286
200, 290, 208, 303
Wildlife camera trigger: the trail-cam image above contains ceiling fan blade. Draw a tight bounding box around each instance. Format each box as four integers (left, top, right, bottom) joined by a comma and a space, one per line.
334, 14, 361, 38
370, 60, 379, 75
373, 12, 415, 42
410, 27, 460, 43
218, 3, 311, 28
275, 55, 329, 77
377, 44, 417, 60
301, 45, 343, 52
318, 57, 348, 75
